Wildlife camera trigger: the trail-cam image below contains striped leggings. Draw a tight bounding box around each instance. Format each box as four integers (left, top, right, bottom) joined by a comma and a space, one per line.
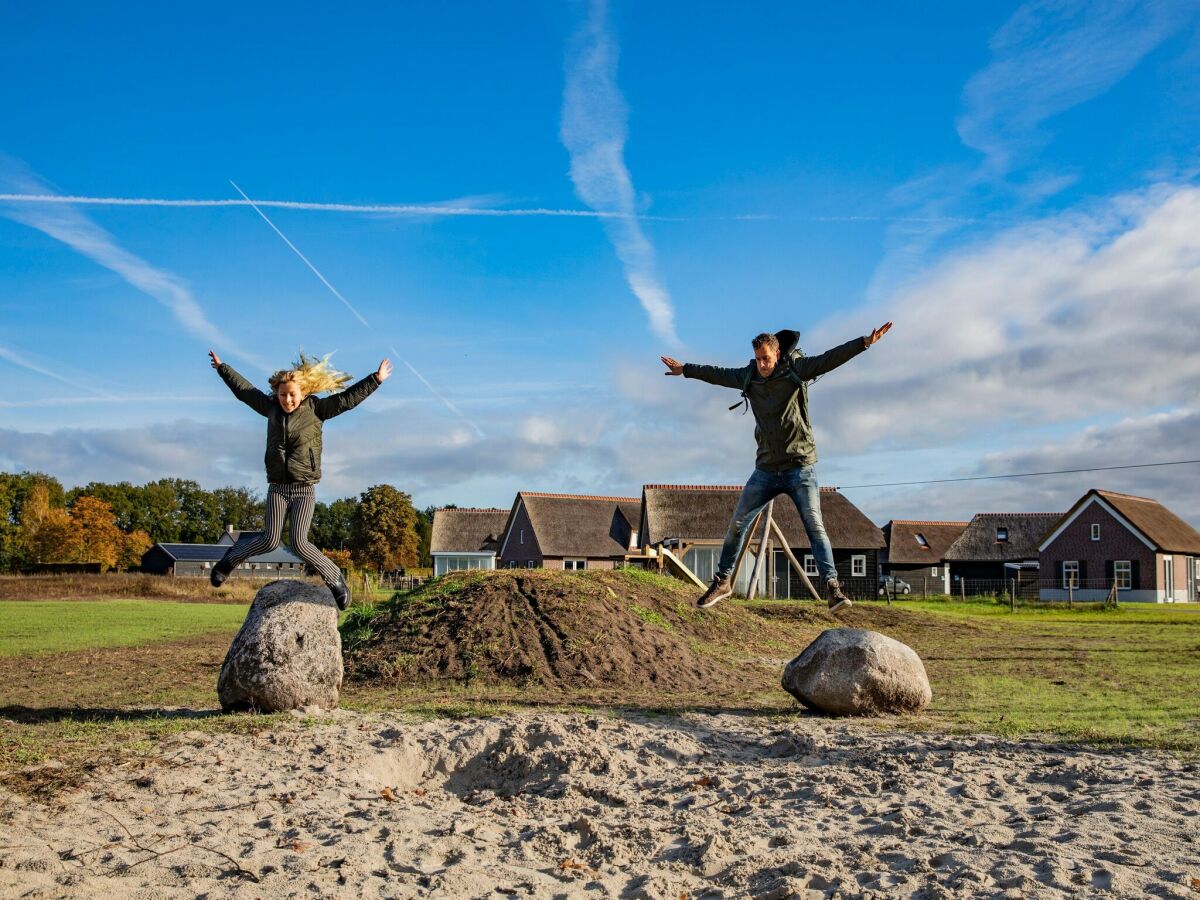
219, 483, 343, 588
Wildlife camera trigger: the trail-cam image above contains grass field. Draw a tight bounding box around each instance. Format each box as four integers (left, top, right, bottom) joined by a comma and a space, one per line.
0, 600, 247, 657
1, 586, 1197, 797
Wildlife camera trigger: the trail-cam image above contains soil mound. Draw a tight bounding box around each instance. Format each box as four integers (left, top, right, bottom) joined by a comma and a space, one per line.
345, 569, 804, 695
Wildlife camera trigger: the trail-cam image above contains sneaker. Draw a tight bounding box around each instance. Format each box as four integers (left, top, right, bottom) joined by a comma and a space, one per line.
210, 556, 235, 588
331, 580, 352, 611
825, 579, 853, 613
697, 575, 733, 609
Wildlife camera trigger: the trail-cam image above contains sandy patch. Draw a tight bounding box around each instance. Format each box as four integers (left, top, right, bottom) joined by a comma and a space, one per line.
2, 711, 1198, 898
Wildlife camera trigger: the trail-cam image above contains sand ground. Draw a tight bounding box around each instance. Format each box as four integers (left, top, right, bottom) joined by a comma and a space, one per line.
2, 710, 1198, 899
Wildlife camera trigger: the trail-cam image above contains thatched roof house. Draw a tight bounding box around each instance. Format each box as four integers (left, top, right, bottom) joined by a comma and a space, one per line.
499, 492, 641, 571
639, 484, 883, 598
430, 507, 510, 575
881, 519, 969, 593
943, 512, 1061, 582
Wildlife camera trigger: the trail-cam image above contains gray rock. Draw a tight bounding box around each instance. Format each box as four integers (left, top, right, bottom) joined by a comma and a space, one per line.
781, 628, 931, 716
217, 580, 343, 712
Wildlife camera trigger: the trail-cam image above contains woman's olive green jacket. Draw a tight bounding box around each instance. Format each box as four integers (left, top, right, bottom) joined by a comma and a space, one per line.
218, 363, 380, 484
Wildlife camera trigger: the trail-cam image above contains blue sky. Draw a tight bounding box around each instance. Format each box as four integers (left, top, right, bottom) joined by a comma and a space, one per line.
3, 0, 1200, 524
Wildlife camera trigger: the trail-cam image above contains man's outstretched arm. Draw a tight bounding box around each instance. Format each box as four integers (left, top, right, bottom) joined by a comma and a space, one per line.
661, 355, 745, 390
792, 321, 892, 381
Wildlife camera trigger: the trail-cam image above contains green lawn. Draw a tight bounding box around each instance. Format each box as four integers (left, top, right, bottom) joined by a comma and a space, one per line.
844, 599, 1200, 749
0, 600, 247, 657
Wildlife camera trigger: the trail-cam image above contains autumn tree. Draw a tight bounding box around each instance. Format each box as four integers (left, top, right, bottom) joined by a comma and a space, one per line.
118, 529, 154, 570
19, 483, 79, 565
351, 484, 419, 572
69, 496, 125, 570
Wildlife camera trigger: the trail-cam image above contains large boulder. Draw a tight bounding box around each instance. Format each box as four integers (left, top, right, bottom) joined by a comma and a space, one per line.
217, 580, 343, 712
781, 628, 931, 716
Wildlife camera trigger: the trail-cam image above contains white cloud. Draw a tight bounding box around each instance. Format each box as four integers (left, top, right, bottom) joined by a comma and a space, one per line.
561, 0, 680, 346
811, 184, 1200, 450
959, 0, 1192, 175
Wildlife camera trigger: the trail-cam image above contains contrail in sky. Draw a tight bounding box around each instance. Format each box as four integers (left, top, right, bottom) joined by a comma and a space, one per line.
561, 0, 680, 346
228, 180, 484, 437
0, 192, 657, 219
0, 343, 116, 399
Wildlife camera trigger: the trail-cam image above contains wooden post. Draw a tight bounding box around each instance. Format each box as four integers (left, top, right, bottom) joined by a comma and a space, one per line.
960, 577, 965, 602
922, 577, 927, 603
1068, 576, 1074, 608
1010, 578, 1015, 612
746, 501, 774, 600
768, 518, 821, 601
729, 508, 767, 595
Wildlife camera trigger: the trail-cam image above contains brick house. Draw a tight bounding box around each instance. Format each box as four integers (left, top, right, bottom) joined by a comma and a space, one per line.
498, 492, 641, 570
430, 507, 510, 576
638, 484, 885, 599
1038, 489, 1200, 603
943, 512, 1062, 594
880, 520, 969, 594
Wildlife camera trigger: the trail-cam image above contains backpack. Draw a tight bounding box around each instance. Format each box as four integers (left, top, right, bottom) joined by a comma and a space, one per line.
729, 329, 808, 414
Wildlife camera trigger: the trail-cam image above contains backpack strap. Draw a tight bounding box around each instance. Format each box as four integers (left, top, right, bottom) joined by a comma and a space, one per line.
728, 365, 755, 414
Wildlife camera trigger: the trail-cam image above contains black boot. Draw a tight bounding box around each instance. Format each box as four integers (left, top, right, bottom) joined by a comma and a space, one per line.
331, 579, 352, 611
210, 555, 235, 588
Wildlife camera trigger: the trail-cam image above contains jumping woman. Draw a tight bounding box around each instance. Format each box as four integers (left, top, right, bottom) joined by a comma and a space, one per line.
208, 349, 392, 609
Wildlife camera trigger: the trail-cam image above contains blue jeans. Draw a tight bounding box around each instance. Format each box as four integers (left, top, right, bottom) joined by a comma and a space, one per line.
715, 466, 837, 583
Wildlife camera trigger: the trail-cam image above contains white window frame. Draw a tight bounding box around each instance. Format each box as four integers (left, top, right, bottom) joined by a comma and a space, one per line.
851, 555, 866, 577
1091, 523, 1101, 541
519, 529, 525, 545
1063, 560, 1079, 590
931, 566, 939, 576
563, 558, 587, 571
1114, 560, 1131, 591
803, 554, 818, 576
525, 560, 537, 568
996, 527, 1008, 542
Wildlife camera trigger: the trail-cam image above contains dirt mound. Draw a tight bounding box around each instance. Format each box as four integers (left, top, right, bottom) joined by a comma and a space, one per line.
345, 569, 812, 696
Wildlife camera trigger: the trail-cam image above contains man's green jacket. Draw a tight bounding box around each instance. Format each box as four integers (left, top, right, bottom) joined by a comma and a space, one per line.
683, 333, 868, 471
218, 363, 381, 484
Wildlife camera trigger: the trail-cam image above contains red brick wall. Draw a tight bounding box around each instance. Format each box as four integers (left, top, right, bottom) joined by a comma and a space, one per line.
1041, 499, 1155, 590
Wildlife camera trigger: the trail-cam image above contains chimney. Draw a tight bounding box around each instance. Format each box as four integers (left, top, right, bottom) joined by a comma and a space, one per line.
226, 524, 234, 536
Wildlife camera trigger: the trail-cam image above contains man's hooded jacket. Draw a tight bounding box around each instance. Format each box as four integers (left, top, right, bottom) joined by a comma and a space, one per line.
682, 331, 867, 471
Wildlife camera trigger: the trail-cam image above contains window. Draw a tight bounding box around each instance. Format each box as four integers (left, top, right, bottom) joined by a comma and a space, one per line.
1114, 560, 1131, 590
996, 527, 1008, 542
563, 558, 587, 571
1063, 560, 1079, 589
914, 533, 929, 549
1091, 524, 1101, 541
931, 566, 939, 576
803, 555, 818, 576
519, 529, 525, 545
525, 560, 537, 568
507, 561, 517, 569
851, 555, 866, 577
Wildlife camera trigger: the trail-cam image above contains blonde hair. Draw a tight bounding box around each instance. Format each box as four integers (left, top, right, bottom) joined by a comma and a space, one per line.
268, 352, 353, 396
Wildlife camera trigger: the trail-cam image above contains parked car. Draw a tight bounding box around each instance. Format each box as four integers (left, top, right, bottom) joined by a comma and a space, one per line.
879, 576, 911, 596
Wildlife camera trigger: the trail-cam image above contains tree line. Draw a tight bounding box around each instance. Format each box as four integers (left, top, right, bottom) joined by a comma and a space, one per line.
0, 472, 440, 573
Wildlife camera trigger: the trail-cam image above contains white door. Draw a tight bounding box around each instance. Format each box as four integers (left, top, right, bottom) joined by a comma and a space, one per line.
1163, 556, 1175, 602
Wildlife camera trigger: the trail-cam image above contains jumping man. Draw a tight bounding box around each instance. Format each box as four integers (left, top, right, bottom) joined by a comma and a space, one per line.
661, 322, 891, 611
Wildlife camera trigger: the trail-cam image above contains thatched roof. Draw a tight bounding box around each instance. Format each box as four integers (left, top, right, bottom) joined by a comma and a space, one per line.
430, 508, 510, 554
640, 485, 884, 549
517, 492, 641, 558
943, 512, 1061, 562
1048, 490, 1200, 554
883, 520, 969, 564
